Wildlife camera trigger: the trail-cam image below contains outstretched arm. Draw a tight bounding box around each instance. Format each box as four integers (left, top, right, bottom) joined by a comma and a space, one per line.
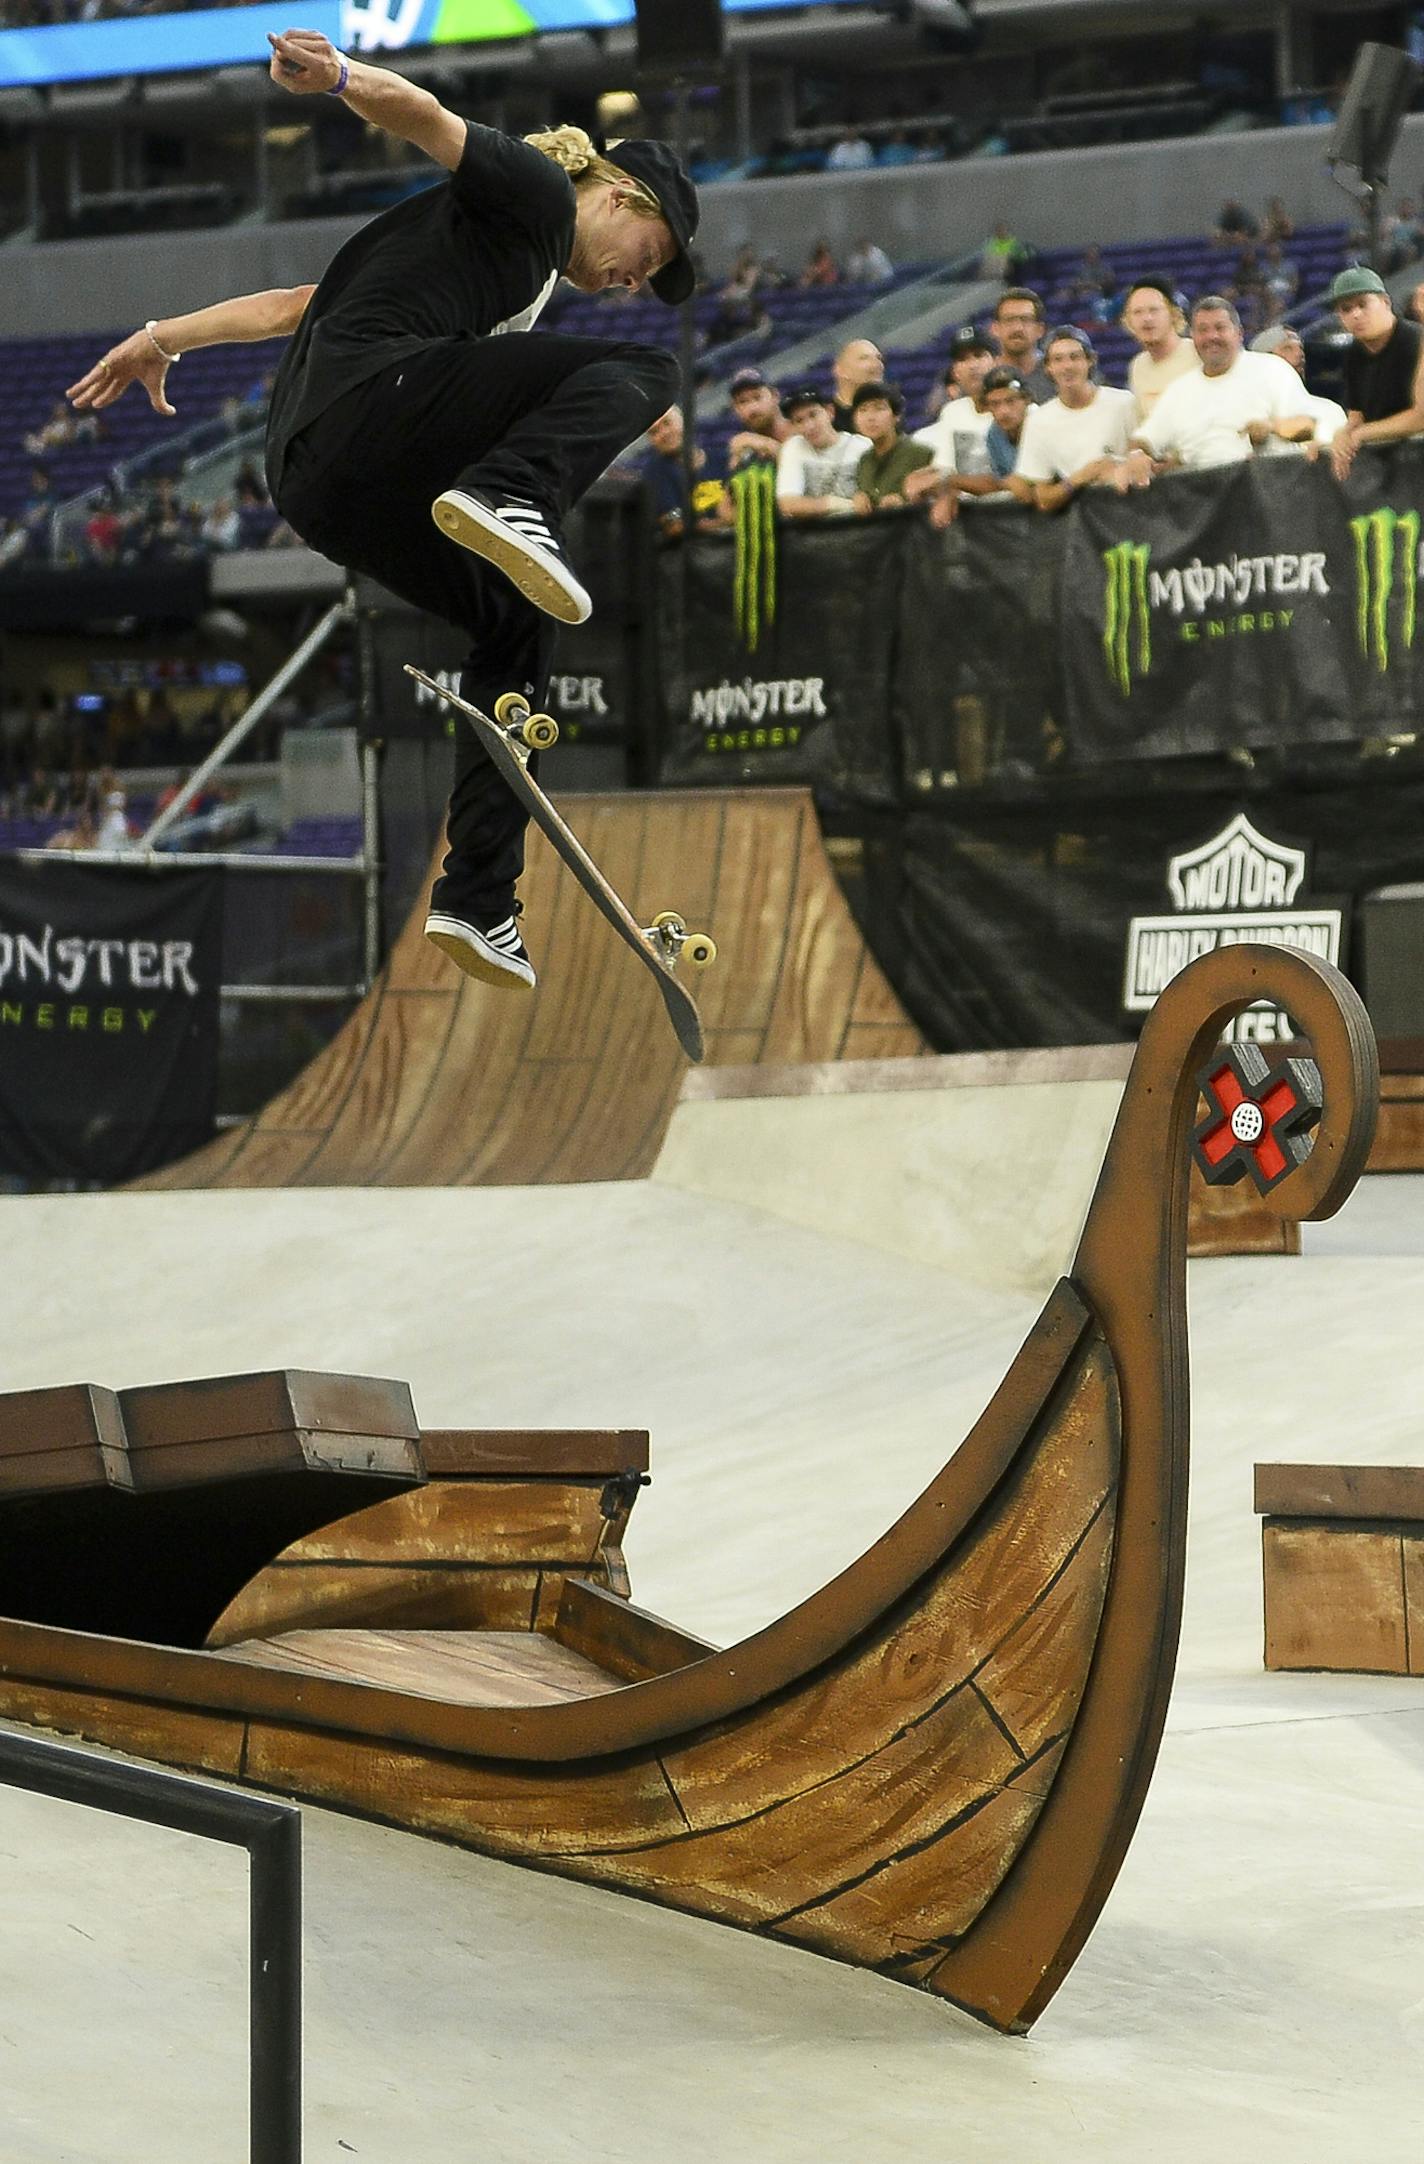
267, 27, 466, 169
66, 286, 316, 416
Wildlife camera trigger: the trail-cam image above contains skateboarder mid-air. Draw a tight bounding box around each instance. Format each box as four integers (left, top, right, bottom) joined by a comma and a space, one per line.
67, 26, 697, 991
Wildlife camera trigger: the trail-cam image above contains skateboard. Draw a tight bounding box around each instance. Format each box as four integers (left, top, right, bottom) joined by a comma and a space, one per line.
404, 665, 715, 1061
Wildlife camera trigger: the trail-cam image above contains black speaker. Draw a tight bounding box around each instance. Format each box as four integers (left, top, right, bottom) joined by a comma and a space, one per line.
634, 0, 724, 73
1359, 888, 1424, 1040
1327, 42, 1420, 183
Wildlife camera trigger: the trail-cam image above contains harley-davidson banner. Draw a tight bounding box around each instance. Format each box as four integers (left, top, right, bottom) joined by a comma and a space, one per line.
0, 859, 223, 1183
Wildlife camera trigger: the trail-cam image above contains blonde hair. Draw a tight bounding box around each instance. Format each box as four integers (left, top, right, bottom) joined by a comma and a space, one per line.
524, 125, 664, 219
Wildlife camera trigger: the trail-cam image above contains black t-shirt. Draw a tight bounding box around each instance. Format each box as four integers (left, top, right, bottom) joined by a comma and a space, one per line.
1343, 314, 1424, 424
266, 122, 576, 487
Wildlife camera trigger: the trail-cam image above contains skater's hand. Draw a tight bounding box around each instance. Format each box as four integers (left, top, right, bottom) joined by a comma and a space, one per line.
66, 328, 176, 418
268, 27, 344, 94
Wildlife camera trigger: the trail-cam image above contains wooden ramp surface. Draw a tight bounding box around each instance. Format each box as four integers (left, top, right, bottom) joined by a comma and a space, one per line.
136, 790, 923, 1191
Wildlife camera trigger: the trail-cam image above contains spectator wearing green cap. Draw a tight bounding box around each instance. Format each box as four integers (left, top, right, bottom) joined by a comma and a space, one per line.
1329, 264, 1424, 481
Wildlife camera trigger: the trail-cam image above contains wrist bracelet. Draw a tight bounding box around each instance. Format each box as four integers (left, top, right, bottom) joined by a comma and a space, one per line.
144, 320, 180, 365
326, 56, 350, 95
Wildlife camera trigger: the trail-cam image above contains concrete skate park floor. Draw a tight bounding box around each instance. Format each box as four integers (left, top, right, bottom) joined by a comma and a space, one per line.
1, 1150, 1422, 2161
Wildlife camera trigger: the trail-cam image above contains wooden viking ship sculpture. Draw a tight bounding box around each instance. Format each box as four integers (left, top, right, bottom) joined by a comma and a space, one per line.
0, 946, 1376, 2033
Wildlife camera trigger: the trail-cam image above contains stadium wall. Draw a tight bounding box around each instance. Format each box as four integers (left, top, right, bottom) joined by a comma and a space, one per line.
3, 114, 1408, 338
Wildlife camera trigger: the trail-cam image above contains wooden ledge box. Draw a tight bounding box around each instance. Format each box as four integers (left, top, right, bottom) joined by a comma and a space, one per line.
1255, 1463, 1424, 1675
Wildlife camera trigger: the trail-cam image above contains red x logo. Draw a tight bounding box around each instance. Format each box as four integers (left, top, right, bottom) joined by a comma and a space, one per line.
1192, 1043, 1322, 1194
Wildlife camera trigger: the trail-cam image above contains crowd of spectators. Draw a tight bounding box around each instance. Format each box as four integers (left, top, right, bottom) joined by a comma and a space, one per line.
2, 460, 299, 572
630, 200, 1424, 542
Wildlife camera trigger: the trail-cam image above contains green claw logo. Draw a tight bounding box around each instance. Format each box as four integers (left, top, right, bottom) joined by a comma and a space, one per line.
1350, 507, 1420, 673
731, 458, 778, 654
1102, 539, 1152, 696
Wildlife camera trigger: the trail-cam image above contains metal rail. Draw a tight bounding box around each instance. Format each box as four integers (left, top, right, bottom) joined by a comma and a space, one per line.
10, 849, 364, 875
138, 596, 355, 851
0, 1725, 302, 2164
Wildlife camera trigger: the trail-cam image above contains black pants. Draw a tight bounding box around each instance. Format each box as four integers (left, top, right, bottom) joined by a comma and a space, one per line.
274, 332, 678, 918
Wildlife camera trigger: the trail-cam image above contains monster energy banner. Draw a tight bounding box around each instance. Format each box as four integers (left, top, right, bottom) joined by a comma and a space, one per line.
656, 449, 1424, 790
0, 860, 223, 1183
1065, 454, 1424, 760
657, 514, 912, 803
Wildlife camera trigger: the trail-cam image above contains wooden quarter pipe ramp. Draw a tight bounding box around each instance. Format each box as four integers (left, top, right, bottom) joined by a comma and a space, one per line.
136, 790, 922, 1190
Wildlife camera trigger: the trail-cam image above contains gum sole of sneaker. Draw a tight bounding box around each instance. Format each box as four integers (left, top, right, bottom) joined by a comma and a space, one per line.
425, 925, 535, 990
432, 496, 589, 626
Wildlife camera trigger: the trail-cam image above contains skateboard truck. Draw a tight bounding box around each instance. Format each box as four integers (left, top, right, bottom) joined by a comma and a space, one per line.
646, 910, 718, 972
493, 690, 560, 753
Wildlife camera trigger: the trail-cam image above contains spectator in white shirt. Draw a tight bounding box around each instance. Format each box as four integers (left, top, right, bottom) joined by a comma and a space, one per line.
826, 130, 874, 172
1248, 324, 1347, 450
775, 386, 868, 518
1013, 327, 1137, 512
1118, 295, 1317, 487
846, 236, 894, 285
1122, 278, 1196, 419
910, 331, 996, 479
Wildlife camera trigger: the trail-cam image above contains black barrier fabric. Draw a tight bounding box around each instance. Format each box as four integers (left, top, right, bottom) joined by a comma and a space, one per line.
651, 448, 1424, 789
657, 517, 907, 803
0, 861, 223, 1181
1061, 456, 1419, 760
364, 493, 645, 751
858, 776, 1424, 1052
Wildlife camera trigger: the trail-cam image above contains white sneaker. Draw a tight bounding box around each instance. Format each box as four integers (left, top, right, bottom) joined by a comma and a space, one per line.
431, 488, 593, 626
424, 909, 536, 990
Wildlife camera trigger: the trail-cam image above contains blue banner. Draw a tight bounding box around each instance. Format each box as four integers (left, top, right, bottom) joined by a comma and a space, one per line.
0, 0, 855, 89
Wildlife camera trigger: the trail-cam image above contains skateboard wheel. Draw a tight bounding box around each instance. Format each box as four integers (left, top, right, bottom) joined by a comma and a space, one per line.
522, 713, 559, 751
685, 934, 717, 968
494, 691, 529, 727
652, 911, 686, 934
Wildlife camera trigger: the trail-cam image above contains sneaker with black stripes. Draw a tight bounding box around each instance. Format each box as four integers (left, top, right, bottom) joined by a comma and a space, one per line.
431, 487, 593, 627
424, 901, 536, 990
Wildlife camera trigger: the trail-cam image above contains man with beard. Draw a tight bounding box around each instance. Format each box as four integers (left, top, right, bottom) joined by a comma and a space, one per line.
989, 288, 1054, 403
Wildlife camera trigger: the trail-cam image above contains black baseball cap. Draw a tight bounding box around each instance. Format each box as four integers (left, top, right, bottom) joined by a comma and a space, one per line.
606, 139, 699, 305
949, 328, 992, 356
730, 366, 772, 394
780, 383, 829, 416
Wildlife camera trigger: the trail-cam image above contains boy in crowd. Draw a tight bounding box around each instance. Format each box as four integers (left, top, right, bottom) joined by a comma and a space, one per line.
1121, 279, 1197, 418
910, 329, 996, 478
1013, 327, 1136, 512
849, 383, 934, 511
927, 365, 1033, 527
1328, 265, 1424, 480
775, 386, 868, 518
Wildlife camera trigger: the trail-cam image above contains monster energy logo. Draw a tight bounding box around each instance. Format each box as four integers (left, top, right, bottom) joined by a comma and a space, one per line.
731, 458, 777, 654
1102, 540, 1152, 696
1350, 507, 1420, 672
